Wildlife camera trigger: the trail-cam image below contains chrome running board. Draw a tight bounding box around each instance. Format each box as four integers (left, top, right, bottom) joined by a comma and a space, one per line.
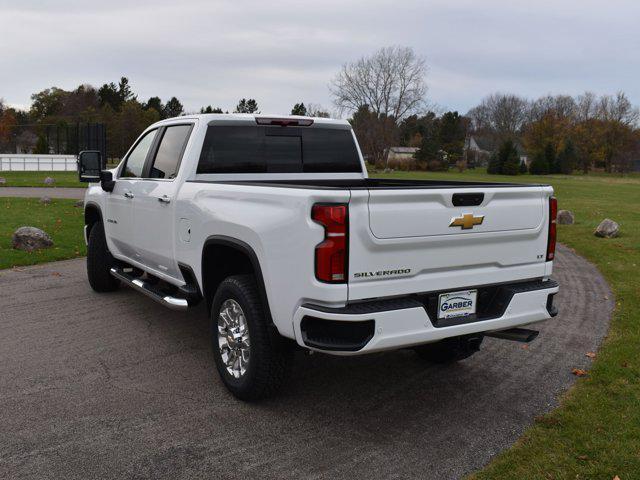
110, 267, 189, 311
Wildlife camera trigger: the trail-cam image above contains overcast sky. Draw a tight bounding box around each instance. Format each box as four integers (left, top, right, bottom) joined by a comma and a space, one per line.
1, 0, 638, 116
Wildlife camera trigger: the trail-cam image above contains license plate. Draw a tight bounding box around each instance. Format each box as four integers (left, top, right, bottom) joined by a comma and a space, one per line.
438, 289, 477, 319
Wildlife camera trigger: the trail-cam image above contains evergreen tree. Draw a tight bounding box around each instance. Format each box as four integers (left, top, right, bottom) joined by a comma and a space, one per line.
291, 103, 307, 116
414, 118, 441, 165
500, 140, 521, 175
118, 77, 134, 103
200, 105, 223, 114
98, 82, 121, 111
234, 98, 259, 114
486, 139, 521, 175
557, 140, 576, 174
163, 97, 184, 118
143, 96, 165, 119
544, 142, 557, 173
529, 151, 550, 175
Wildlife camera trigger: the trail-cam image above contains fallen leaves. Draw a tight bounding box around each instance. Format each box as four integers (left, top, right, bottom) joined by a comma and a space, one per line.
585, 352, 596, 359
572, 368, 588, 377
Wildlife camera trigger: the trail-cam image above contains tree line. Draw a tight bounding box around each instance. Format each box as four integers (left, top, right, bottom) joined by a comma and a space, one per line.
332, 47, 640, 174
1, 46, 639, 173
0, 78, 329, 159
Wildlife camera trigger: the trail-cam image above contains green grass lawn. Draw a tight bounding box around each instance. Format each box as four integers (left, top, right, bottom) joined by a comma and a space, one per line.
0, 171, 86, 188
374, 169, 640, 479
0, 197, 86, 270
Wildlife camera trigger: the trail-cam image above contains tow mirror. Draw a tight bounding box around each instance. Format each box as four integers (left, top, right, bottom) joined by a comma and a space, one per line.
77, 150, 102, 182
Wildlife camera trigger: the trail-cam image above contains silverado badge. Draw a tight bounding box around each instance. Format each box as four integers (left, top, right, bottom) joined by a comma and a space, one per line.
449, 213, 485, 230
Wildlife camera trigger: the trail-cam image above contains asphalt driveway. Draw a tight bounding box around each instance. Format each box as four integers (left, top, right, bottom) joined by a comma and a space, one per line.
0, 187, 85, 199
0, 244, 613, 480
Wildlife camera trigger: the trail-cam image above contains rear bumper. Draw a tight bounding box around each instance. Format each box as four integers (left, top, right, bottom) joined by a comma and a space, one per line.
293, 279, 559, 355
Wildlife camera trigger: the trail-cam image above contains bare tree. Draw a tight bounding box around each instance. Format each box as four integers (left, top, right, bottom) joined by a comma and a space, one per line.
597, 91, 639, 126
467, 93, 529, 146
330, 46, 428, 120
576, 91, 598, 122
305, 103, 331, 118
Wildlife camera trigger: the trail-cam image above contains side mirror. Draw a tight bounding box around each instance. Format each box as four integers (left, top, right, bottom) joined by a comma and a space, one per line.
100, 170, 115, 193
77, 150, 102, 182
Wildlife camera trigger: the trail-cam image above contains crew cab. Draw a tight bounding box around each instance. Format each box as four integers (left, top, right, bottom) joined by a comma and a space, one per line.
77, 114, 559, 400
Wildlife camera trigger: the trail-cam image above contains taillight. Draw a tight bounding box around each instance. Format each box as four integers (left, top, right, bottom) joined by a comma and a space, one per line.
546, 196, 557, 261
312, 204, 348, 283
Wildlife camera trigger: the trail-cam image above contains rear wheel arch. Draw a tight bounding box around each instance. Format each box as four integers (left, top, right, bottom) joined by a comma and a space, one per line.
201, 236, 272, 322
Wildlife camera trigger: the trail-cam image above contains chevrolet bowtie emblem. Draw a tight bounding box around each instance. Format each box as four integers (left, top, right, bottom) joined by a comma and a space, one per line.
449, 213, 485, 230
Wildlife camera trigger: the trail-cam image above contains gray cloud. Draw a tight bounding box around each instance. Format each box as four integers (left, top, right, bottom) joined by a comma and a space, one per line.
1, 0, 638, 115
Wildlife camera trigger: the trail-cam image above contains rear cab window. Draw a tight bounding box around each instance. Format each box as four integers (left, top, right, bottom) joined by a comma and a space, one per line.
149, 124, 193, 179
197, 125, 361, 174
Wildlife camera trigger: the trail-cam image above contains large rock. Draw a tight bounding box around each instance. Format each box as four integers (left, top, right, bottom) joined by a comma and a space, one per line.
557, 210, 574, 225
12, 227, 54, 252
40, 196, 52, 205
594, 218, 619, 238
44, 177, 55, 185
0, 177, 6, 185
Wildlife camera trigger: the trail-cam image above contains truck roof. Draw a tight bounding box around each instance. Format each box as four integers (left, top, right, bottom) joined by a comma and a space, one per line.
150, 113, 349, 128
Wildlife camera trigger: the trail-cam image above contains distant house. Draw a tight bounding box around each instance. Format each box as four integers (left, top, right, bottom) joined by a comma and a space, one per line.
515, 142, 530, 167
464, 136, 492, 167
384, 146, 419, 168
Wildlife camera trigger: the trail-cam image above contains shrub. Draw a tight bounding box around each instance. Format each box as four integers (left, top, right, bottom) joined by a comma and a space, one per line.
427, 159, 448, 171
487, 152, 501, 174
455, 160, 467, 173
519, 160, 528, 174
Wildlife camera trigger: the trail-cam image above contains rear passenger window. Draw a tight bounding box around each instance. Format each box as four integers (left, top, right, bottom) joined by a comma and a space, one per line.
149, 125, 192, 179
197, 126, 361, 174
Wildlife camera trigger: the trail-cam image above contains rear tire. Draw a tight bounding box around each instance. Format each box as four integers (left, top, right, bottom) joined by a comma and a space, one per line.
414, 334, 484, 364
211, 275, 293, 401
86, 221, 120, 292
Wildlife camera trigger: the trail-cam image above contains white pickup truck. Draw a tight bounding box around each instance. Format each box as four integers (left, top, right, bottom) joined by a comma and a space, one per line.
78, 114, 559, 400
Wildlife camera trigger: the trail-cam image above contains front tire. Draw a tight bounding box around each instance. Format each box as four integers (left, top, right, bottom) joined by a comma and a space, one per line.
211, 275, 292, 401
86, 221, 120, 292
414, 334, 484, 364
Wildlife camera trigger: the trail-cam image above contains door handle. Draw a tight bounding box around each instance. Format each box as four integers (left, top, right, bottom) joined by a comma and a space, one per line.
158, 195, 171, 204
124, 191, 134, 199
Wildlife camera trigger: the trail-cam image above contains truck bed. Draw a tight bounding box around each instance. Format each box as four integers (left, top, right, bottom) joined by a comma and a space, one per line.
190, 178, 544, 190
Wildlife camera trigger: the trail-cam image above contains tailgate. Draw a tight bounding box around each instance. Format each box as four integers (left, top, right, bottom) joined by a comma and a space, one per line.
368, 187, 544, 238
347, 186, 552, 301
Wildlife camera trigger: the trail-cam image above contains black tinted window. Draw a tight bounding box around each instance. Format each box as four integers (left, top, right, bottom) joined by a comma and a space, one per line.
150, 125, 192, 179
197, 126, 361, 174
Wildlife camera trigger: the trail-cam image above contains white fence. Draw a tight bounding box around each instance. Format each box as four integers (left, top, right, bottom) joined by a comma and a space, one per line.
0, 154, 78, 172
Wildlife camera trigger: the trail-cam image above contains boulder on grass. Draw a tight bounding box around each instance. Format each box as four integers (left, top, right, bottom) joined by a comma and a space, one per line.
12, 227, 54, 252
557, 210, 574, 225
44, 177, 55, 185
40, 196, 52, 205
594, 218, 619, 238
0, 177, 6, 185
